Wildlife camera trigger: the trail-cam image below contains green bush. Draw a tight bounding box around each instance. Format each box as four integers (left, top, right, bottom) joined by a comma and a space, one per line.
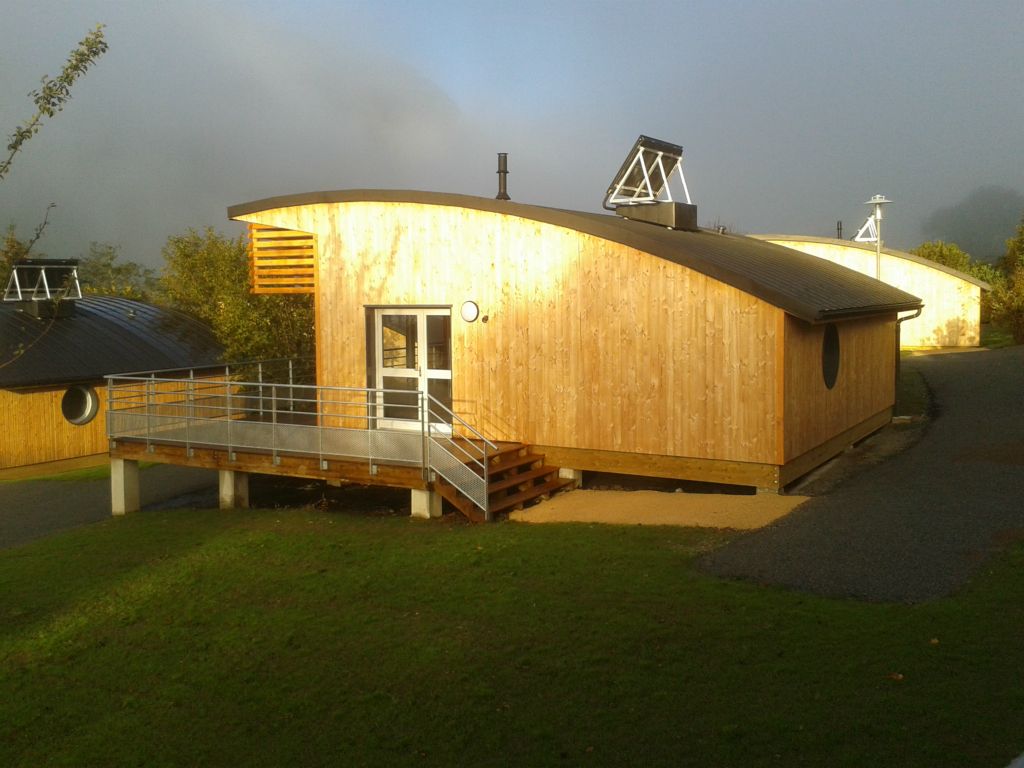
990, 218, 1024, 343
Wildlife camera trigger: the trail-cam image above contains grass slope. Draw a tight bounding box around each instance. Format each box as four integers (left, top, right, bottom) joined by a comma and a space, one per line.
2, 509, 1023, 767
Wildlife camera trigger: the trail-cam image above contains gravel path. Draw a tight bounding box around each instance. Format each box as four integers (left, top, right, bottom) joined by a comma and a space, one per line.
0, 465, 217, 550
699, 345, 1024, 603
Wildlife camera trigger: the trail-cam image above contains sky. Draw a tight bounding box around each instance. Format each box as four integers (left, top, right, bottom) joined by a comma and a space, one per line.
2, 0, 1023, 269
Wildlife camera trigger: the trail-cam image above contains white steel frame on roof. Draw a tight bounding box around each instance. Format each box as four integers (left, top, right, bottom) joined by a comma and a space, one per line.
3, 262, 82, 302
603, 135, 692, 208
853, 215, 878, 243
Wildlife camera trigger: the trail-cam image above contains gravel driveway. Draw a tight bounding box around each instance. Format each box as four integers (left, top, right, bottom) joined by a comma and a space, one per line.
700, 345, 1024, 603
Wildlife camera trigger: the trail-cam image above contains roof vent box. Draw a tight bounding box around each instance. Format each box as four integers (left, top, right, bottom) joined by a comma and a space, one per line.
615, 201, 698, 231
23, 298, 76, 318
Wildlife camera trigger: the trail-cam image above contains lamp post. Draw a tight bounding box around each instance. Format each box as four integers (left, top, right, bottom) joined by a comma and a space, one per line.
865, 194, 892, 278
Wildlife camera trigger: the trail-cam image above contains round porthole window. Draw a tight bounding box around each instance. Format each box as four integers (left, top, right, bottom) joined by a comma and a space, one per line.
822, 323, 840, 390
62, 385, 99, 426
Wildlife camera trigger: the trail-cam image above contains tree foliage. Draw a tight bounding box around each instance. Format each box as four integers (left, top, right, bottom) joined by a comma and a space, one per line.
909, 239, 1003, 285
0, 26, 108, 371
1, 225, 36, 275
911, 238, 1005, 326
1001, 216, 1024, 274
1, 25, 108, 182
0, 206, 56, 286
910, 240, 973, 273
160, 227, 315, 363
78, 243, 157, 299
990, 216, 1024, 343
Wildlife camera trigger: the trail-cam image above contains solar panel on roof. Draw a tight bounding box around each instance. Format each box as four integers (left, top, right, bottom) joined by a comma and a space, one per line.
603, 135, 691, 209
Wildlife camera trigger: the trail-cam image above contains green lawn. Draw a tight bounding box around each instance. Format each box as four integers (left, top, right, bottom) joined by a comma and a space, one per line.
2, 510, 1023, 767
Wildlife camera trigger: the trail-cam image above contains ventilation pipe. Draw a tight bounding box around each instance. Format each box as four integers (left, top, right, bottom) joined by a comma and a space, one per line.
496, 153, 510, 200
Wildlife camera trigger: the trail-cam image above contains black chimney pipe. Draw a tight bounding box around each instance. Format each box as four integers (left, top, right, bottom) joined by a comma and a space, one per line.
496, 153, 510, 200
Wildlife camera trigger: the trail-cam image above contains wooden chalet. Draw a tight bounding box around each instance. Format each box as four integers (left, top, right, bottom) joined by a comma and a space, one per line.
1, 260, 221, 479
106, 186, 922, 521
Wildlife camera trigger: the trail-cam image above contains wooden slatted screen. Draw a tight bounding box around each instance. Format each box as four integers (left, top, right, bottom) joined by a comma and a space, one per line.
248, 224, 316, 294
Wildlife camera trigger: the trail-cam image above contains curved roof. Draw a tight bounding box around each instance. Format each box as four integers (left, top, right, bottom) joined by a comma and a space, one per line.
0, 296, 223, 389
751, 234, 991, 290
229, 190, 922, 323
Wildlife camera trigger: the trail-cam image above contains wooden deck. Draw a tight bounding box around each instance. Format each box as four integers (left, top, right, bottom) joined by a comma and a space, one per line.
110, 438, 428, 491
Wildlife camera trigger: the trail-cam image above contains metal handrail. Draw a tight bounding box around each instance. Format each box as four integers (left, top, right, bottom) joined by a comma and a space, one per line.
424, 393, 495, 520
112, 356, 316, 381
105, 362, 495, 516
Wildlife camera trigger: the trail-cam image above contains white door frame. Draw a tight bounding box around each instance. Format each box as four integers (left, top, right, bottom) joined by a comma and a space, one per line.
373, 307, 452, 432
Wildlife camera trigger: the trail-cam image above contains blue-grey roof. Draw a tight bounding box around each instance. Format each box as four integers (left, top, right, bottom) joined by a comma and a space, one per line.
0, 296, 223, 389
229, 190, 923, 323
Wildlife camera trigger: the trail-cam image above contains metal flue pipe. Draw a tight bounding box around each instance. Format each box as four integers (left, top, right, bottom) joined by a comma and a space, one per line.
496, 153, 510, 200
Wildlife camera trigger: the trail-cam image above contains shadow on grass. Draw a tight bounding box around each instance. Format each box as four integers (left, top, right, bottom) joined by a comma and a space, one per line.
3, 511, 1024, 766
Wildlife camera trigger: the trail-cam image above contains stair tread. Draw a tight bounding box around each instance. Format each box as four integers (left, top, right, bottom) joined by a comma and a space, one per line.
444, 440, 526, 467
487, 464, 560, 494
488, 477, 575, 515
484, 452, 544, 474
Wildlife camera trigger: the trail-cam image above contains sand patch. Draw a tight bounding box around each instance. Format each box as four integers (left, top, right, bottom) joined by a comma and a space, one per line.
509, 489, 807, 529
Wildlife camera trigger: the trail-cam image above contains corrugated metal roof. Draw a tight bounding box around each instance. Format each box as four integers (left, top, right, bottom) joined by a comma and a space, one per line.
751, 234, 992, 290
228, 190, 923, 323
0, 296, 223, 389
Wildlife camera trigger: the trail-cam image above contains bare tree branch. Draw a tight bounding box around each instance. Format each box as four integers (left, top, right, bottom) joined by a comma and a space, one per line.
0, 24, 108, 181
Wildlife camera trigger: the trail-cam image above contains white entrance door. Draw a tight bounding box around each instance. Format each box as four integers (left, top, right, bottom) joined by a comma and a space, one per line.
373, 308, 452, 431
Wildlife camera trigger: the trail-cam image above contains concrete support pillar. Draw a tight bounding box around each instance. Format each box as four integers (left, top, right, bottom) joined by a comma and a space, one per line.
219, 469, 250, 510
111, 458, 140, 516
558, 467, 584, 488
410, 488, 442, 519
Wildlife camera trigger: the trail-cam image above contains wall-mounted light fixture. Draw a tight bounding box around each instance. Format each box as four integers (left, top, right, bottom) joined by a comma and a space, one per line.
461, 300, 480, 323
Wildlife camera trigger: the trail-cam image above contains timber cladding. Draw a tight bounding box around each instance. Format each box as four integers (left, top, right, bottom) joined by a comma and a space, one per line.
0, 387, 108, 470
248, 224, 317, 295
228, 197, 913, 484
238, 202, 784, 465
782, 314, 896, 462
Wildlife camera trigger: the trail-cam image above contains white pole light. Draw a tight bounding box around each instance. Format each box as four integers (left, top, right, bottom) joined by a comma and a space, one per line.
864, 194, 892, 278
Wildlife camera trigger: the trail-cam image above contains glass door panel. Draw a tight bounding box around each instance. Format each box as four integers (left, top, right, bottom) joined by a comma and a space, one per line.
373, 308, 451, 431
427, 378, 452, 421
380, 314, 418, 370
381, 375, 420, 421
426, 314, 451, 371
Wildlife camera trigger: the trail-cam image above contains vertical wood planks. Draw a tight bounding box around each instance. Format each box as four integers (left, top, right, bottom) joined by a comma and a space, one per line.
0, 388, 109, 469
237, 202, 787, 465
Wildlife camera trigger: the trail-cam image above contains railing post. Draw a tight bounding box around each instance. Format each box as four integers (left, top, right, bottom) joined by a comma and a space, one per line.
318, 386, 326, 470
258, 362, 264, 417
146, 375, 154, 452
288, 359, 294, 412
271, 384, 279, 465
226, 378, 234, 461
106, 377, 112, 444
422, 392, 431, 479
185, 373, 194, 458
483, 443, 490, 522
